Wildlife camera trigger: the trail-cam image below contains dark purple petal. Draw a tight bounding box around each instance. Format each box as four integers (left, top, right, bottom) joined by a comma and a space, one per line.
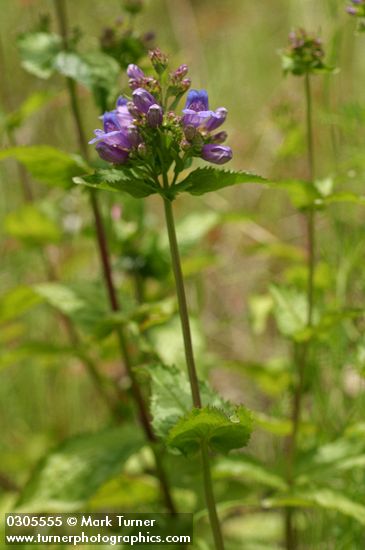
132, 88, 158, 114
95, 142, 130, 164
201, 144, 232, 165
184, 89, 209, 111
147, 104, 163, 127
204, 108, 228, 132
127, 64, 145, 79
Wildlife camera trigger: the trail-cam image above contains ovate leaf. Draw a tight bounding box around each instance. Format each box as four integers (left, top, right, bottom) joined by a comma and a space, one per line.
17, 32, 62, 79
263, 489, 365, 525
0, 146, 86, 188
16, 426, 144, 512
55, 51, 120, 101
147, 364, 227, 440
74, 169, 158, 198
174, 167, 265, 196
167, 406, 253, 456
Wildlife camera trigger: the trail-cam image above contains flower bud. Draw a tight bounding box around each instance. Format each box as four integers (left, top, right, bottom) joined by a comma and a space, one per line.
201, 144, 232, 165
181, 78, 191, 92
133, 88, 158, 114
183, 124, 197, 141
149, 48, 168, 74
127, 64, 145, 79
174, 64, 189, 79
147, 104, 163, 127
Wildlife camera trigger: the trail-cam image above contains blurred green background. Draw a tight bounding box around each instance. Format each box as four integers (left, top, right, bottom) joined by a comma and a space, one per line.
1, 0, 365, 548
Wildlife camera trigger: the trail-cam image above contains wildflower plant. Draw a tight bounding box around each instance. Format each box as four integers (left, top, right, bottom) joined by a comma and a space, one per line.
77, 49, 263, 549
346, 0, 365, 31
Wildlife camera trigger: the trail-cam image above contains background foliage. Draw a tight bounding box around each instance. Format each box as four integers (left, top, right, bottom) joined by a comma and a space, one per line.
1, 0, 365, 548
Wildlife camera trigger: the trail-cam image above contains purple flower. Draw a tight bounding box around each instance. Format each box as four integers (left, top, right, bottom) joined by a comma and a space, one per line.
201, 144, 232, 165
95, 142, 130, 164
127, 64, 145, 79
133, 88, 159, 114
185, 89, 209, 111
147, 104, 163, 127
182, 89, 228, 132
89, 98, 141, 164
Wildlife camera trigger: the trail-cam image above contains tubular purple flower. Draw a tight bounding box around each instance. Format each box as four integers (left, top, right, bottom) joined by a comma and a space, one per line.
147, 104, 163, 127
133, 88, 159, 114
127, 64, 145, 79
201, 144, 232, 165
95, 142, 130, 164
185, 89, 209, 111
347, 6, 357, 13
204, 108, 228, 132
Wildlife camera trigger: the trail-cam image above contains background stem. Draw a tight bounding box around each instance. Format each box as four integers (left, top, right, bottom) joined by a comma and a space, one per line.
53, 0, 176, 515
285, 72, 316, 550
162, 195, 224, 549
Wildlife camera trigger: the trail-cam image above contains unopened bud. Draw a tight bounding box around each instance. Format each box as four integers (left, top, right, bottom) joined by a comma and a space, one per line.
149, 48, 168, 74
147, 104, 163, 127
184, 124, 197, 141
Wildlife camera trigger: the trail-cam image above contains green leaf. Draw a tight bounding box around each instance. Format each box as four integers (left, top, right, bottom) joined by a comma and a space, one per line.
16, 426, 144, 512
167, 406, 253, 456
4, 205, 62, 245
17, 32, 62, 79
0, 146, 86, 188
270, 285, 308, 339
263, 489, 365, 525
215, 455, 287, 491
33, 282, 108, 333
74, 169, 158, 198
147, 364, 227, 440
54, 51, 120, 100
174, 167, 265, 196
0, 286, 42, 323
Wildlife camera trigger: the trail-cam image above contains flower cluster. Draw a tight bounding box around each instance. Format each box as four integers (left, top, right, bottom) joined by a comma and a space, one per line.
346, 0, 365, 31
282, 28, 326, 76
89, 49, 232, 169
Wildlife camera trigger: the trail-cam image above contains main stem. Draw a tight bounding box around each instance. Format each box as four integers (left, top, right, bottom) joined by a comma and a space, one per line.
53, 0, 176, 515
285, 73, 316, 550
162, 194, 225, 550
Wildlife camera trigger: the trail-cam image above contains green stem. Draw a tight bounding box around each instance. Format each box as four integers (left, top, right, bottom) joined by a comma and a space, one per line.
285, 72, 316, 550
53, 0, 176, 515
162, 188, 225, 550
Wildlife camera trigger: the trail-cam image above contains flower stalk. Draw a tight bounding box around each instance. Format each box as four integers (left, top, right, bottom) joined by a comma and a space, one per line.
285, 66, 317, 550
162, 170, 224, 548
